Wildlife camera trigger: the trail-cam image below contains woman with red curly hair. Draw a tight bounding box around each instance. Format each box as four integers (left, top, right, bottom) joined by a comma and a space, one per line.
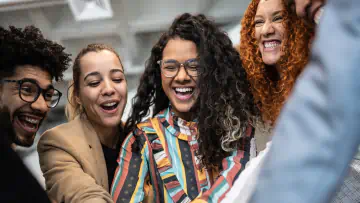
241, 0, 314, 126
221, 0, 314, 202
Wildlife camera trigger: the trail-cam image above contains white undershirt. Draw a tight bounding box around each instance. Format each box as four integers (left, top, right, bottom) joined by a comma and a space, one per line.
221, 141, 272, 203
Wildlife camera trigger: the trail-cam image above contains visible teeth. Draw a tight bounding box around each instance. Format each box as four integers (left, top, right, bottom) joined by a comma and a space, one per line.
24, 116, 40, 124
314, 7, 324, 24
175, 88, 193, 93
264, 41, 280, 48
103, 102, 117, 107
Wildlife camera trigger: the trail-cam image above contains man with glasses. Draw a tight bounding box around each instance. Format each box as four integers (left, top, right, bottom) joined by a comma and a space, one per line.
0, 25, 71, 147
248, 0, 360, 202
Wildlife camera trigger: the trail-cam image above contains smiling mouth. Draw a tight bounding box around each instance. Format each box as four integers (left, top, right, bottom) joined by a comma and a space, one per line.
100, 101, 119, 112
173, 87, 194, 101
263, 40, 281, 50
15, 114, 42, 133
313, 6, 324, 24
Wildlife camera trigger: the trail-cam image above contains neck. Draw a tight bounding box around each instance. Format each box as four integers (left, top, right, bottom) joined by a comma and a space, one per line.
91, 120, 120, 149
265, 64, 281, 81
172, 108, 193, 121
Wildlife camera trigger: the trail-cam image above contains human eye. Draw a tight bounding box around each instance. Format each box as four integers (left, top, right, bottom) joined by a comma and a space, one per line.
113, 78, 124, 83
21, 86, 32, 93
88, 81, 100, 87
165, 66, 176, 70
273, 15, 283, 22
44, 90, 54, 101
20, 83, 37, 96
187, 61, 199, 70
163, 64, 178, 71
254, 19, 264, 27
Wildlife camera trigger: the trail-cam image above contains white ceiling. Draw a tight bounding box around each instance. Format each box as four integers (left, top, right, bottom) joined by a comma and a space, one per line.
0, 0, 249, 112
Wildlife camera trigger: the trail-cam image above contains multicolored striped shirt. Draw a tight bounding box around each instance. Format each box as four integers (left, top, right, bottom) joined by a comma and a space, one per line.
111, 107, 254, 203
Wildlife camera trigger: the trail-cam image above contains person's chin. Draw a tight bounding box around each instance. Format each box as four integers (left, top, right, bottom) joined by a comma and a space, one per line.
13, 132, 35, 147
100, 117, 122, 128
172, 101, 195, 113
263, 56, 280, 66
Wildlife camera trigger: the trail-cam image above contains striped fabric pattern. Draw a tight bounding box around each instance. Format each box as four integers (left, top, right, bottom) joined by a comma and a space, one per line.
111, 107, 254, 203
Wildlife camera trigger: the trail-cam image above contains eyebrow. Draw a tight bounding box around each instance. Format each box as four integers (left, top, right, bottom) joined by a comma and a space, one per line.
84, 69, 124, 81
22, 77, 54, 89
110, 69, 124, 74
163, 59, 177, 63
272, 10, 283, 16
46, 84, 55, 90
163, 58, 198, 63
255, 10, 283, 18
84, 72, 100, 81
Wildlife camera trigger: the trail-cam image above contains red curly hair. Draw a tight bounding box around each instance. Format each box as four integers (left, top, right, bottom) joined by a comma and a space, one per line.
240, 0, 314, 125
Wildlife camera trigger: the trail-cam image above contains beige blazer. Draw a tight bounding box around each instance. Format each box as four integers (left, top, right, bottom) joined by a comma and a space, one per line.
38, 116, 113, 203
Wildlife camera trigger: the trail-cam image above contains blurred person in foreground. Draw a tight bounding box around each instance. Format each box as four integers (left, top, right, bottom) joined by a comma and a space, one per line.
247, 0, 360, 202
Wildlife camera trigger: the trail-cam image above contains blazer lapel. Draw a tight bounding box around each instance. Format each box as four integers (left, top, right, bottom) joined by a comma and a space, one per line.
80, 116, 109, 192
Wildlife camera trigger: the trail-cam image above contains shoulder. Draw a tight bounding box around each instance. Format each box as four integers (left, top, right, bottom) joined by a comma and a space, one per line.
123, 117, 162, 150
133, 117, 159, 136
38, 118, 86, 152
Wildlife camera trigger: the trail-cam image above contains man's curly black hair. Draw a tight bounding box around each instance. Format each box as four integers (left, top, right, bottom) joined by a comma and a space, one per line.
0, 25, 71, 81
125, 13, 260, 169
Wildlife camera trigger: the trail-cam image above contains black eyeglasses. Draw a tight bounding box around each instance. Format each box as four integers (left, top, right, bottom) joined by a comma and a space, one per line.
0, 79, 62, 108
157, 58, 201, 78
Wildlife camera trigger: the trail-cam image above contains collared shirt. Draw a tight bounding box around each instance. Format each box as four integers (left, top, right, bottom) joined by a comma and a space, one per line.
111, 107, 254, 203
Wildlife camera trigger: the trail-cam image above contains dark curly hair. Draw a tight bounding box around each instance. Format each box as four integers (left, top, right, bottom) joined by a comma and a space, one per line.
0, 25, 71, 81
240, 0, 314, 125
125, 13, 260, 169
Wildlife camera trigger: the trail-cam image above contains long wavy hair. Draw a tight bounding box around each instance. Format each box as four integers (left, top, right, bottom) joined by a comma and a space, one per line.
240, 0, 314, 125
125, 13, 260, 169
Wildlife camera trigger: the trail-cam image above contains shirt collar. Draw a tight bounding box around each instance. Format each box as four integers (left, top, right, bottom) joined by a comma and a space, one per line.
159, 106, 198, 141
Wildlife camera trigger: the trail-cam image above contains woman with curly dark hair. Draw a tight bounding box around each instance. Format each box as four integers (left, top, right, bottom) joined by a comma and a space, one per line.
222, 0, 314, 202
111, 13, 260, 203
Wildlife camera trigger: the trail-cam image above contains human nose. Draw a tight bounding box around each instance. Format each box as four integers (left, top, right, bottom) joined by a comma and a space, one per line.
261, 21, 275, 37
101, 79, 115, 96
30, 94, 49, 113
174, 64, 191, 82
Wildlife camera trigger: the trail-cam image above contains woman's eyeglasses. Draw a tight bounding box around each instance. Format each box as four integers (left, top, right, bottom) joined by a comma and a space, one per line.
157, 58, 201, 78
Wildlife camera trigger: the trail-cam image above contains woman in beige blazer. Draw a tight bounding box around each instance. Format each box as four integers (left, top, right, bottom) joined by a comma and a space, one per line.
38, 43, 128, 203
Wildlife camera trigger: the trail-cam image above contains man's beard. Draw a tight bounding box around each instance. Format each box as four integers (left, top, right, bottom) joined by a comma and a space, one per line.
12, 109, 44, 147
1, 109, 42, 147
0, 111, 17, 144
12, 131, 35, 147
